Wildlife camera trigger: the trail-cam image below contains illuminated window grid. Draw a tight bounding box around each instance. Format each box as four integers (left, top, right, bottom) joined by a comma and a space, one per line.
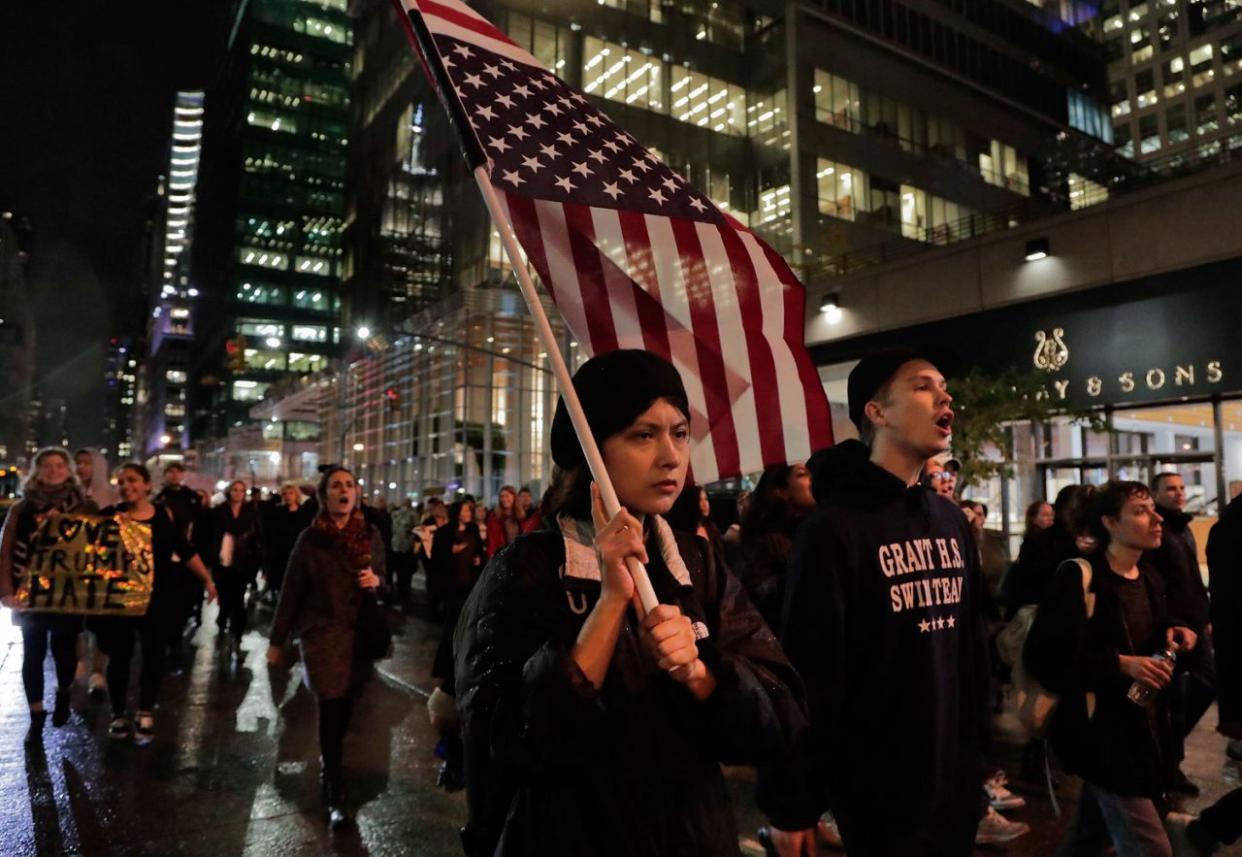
582, 37, 664, 113
670, 66, 745, 136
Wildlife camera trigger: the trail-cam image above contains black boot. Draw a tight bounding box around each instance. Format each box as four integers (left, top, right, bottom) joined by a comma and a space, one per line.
26, 709, 47, 742
52, 688, 71, 727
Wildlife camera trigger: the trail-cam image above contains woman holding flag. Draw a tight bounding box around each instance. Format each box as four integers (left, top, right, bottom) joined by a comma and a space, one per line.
453, 350, 806, 857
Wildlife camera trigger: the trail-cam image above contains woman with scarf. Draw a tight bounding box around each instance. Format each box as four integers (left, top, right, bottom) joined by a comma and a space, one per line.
207, 479, 263, 650
267, 467, 384, 830
453, 350, 806, 857
0, 448, 95, 735
94, 464, 217, 742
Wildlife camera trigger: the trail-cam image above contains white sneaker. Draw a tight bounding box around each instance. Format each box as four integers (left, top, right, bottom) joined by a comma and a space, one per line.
975, 806, 1030, 845
985, 770, 1026, 810
817, 811, 844, 848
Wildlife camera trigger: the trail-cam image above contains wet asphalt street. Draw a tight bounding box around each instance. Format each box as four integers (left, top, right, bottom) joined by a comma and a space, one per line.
1, 594, 1239, 856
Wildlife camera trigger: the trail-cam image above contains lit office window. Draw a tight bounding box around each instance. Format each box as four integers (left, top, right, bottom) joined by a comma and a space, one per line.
244, 349, 287, 371
1131, 27, 1154, 64
670, 65, 746, 135
295, 17, 350, 45
900, 185, 976, 243
238, 320, 283, 338
232, 381, 271, 402
1135, 69, 1158, 108
1190, 44, 1214, 87
582, 37, 665, 113
295, 255, 336, 277
238, 246, 290, 271
165, 370, 187, 384
979, 141, 1031, 195
756, 184, 791, 225
1195, 93, 1218, 135
292, 324, 329, 342
288, 353, 328, 372
746, 90, 786, 145
1139, 114, 1161, 153
1068, 173, 1109, 210
815, 159, 868, 221
505, 13, 571, 72
1223, 33, 1242, 76
1167, 103, 1190, 143
813, 69, 861, 130
246, 109, 302, 134
292, 289, 329, 310
1163, 57, 1186, 97
236, 282, 287, 305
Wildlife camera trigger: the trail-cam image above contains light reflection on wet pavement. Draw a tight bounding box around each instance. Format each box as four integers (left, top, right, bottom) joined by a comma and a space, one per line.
2, 602, 1240, 855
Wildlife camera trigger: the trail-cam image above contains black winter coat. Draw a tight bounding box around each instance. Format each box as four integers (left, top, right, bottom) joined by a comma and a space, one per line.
452, 521, 806, 857
1147, 505, 1210, 634
999, 524, 1081, 614
1024, 552, 1184, 797
1207, 495, 1242, 734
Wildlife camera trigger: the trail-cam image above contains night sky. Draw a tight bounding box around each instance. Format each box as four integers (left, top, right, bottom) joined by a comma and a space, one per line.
0, 2, 227, 448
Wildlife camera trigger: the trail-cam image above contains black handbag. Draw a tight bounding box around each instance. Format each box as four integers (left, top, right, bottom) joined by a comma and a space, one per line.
357, 592, 393, 661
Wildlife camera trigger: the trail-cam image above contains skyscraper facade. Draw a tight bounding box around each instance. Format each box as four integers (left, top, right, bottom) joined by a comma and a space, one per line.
192, 0, 352, 457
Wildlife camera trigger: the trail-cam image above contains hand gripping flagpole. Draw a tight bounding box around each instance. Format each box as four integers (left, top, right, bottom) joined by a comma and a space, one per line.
393, 0, 660, 615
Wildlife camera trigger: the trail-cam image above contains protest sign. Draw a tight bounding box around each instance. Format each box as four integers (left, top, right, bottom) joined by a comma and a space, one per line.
15, 513, 154, 616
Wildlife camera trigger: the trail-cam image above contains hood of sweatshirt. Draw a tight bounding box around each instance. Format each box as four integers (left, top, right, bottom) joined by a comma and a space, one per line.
806, 439, 931, 517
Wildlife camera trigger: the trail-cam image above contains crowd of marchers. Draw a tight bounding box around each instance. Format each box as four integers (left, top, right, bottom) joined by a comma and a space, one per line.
3, 347, 1242, 857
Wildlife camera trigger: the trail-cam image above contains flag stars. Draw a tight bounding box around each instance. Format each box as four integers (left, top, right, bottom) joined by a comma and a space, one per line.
688, 197, 708, 213
476, 104, 497, 122
488, 136, 511, 153
632, 158, 651, 173
602, 139, 622, 153
602, 181, 623, 200
452, 44, 474, 58
573, 120, 591, 135
586, 113, 604, 127
513, 84, 532, 98
462, 73, 485, 89
501, 169, 525, 188
648, 188, 668, 205
507, 124, 529, 140
482, 63, 503, 78
495, 94, 515, 109
543, 101, 563, 116
556, 131, 576, 146
587, 149, 607, 164
618, 168, 637, 184
571, 161, 592, 178
501, 60, 517, 71
521, 155, 543, 173
525, 113, 547, 129
554, 175, 577, 193
661, 176, 679, 192
539, 142, 559, 160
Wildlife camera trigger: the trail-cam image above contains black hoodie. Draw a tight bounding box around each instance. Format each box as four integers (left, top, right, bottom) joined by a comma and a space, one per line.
763, 440, 990, 836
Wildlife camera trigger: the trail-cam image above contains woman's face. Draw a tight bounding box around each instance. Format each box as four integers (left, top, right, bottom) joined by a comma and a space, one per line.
117, 468, 151, 504
498, 489, 514, 511
38, 453, 71, 486
281, 486, 301, 506
785, 463, 814, 511
697, 488, 711, 519
1105, 493, 1164, 552
601, 399, 690, 517
75, 453, 93, 484
325, 471, 357, 516
1033, 502, 1054, 530
227, 482, 247, 504
459, 501, 475, 524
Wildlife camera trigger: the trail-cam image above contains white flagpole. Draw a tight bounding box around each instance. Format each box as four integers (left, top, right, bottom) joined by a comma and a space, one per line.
472, 168, 660, 615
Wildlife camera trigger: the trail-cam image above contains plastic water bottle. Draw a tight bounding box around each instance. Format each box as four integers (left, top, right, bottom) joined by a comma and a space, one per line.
1126, 647, 1177, 707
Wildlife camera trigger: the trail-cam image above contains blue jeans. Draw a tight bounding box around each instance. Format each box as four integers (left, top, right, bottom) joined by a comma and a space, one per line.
1056, 783, 1171, 857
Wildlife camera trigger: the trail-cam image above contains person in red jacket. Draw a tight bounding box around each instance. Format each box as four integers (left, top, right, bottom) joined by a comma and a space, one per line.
485, 484, 525, 557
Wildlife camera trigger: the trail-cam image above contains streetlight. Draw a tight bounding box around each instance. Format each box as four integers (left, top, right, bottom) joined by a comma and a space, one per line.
160, 433, 172, 446
356, 325, 372, 340
352, 442, 365, 452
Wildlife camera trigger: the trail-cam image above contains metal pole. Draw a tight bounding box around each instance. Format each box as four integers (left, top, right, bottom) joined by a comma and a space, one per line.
1213, 397, 1227, 511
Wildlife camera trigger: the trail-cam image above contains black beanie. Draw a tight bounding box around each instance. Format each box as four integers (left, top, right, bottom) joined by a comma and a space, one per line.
550, 350, 689, 470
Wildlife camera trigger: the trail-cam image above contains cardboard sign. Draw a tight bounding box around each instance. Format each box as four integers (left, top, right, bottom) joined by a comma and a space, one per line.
15, 513, 154, 616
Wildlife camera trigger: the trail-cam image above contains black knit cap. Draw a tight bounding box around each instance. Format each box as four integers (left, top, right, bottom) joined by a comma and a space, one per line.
847, 346, 956, 431
550, 349, 689, 470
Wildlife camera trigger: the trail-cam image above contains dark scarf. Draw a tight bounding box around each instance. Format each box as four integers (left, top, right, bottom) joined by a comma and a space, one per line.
312, 509, 372, 570
23, 479, 86, 514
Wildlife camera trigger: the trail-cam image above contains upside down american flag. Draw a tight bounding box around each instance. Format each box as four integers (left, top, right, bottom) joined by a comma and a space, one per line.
392, 0, 833, 484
